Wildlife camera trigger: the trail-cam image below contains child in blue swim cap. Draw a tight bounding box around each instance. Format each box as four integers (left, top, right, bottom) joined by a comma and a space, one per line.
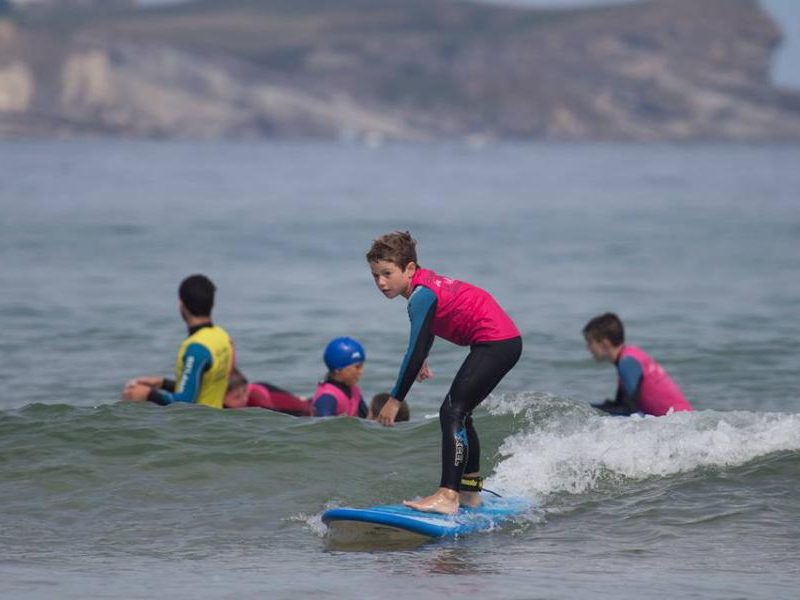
312, 336, 368, 417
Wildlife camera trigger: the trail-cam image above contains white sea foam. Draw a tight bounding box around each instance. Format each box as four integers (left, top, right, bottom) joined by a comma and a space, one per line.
288, 511, 329, 537
486, 407, 800, 501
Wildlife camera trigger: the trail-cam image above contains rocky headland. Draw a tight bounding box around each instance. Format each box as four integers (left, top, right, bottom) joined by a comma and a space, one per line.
1, 0, 799, 141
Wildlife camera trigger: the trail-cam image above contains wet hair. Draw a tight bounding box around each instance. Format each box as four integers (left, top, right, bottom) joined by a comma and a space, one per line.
365, 231, 418, 269
370, 392, 410, 422
226, 367, 248, 392
582, 313, 625, 346
179, 274, 216, 317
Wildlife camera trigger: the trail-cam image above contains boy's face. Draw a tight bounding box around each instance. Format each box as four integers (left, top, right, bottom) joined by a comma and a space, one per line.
369, 260, 416, 299
224, 385, 248, 408
585, 335, 614, 362
333, 362, 364, 388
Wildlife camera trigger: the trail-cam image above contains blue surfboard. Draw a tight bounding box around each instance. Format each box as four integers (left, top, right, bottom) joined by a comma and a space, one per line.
322, 495, 530, 538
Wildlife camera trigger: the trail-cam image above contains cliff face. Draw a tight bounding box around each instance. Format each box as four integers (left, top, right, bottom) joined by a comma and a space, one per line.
1, 0, 799, 141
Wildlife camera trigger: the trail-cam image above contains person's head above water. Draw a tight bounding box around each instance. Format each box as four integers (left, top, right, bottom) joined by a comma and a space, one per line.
583, 312, 625, 345
179, 274, 216, 318
583, 312, 625, 362
323, 336, 365, 389
366, 231, 421, 300
368, 392, 410, 422
365, 230, 418, 270
223, 367, 249, 408
324, 336, 366, 372
227, 367, 248, 392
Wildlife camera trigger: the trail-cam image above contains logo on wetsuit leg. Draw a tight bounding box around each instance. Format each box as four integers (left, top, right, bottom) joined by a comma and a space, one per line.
453, 427, 468, 467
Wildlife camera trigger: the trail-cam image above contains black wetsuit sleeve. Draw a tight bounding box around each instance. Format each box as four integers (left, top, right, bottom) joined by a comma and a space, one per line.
146, 378, 175, 407
390, 286, 436, 402
592, 390, 638, 416
592, 357, 643, 415
358, 398, 368, 419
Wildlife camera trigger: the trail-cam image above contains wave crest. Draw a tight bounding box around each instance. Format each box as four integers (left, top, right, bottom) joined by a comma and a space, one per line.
487, 407, 800, 501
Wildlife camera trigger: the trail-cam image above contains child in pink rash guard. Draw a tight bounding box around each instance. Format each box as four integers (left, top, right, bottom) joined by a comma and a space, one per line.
583, 312, 693, 417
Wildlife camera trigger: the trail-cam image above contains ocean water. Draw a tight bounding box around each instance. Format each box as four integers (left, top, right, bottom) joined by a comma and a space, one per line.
0, 140, 798, 599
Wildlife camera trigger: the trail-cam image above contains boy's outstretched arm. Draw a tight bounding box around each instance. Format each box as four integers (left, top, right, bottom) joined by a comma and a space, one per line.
389, 286, 436, 403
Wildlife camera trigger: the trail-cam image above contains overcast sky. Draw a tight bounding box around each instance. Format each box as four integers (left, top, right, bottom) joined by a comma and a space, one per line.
136, 0, 799, 88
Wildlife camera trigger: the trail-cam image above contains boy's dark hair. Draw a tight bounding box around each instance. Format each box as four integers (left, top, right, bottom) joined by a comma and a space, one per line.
179, 274, 216, 317
583, 313, 625, 346
227, 367, 248, 392
370, 392, 410, 422
366, 231, 418, 269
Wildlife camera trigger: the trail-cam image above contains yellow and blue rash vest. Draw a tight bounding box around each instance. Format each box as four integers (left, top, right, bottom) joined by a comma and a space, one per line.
148, 323, 233, 409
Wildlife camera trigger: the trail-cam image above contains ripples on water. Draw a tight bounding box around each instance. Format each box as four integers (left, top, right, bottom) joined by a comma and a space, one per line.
0, 141, 799, 599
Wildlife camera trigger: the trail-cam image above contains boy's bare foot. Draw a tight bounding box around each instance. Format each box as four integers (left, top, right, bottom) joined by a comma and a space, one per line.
403, 488, 460, 515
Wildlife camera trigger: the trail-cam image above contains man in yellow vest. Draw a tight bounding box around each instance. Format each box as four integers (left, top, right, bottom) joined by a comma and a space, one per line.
122, 274, 233, 409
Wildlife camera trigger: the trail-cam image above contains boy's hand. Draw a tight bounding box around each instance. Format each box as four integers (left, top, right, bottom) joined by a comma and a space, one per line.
124, 376, 162, 390
416, 361, 433, 382
376, 396, 402, 427
122, 383, 152, 402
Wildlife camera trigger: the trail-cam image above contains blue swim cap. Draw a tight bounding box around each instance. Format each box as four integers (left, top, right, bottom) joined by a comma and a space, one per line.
324, 337, 366, 371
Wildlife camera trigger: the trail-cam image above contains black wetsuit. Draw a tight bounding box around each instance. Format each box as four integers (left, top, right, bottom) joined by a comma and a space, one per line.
392, 284, 521, 490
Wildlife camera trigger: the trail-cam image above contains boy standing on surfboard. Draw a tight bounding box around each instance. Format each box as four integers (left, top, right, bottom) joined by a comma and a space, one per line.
366, 231, 522, 515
